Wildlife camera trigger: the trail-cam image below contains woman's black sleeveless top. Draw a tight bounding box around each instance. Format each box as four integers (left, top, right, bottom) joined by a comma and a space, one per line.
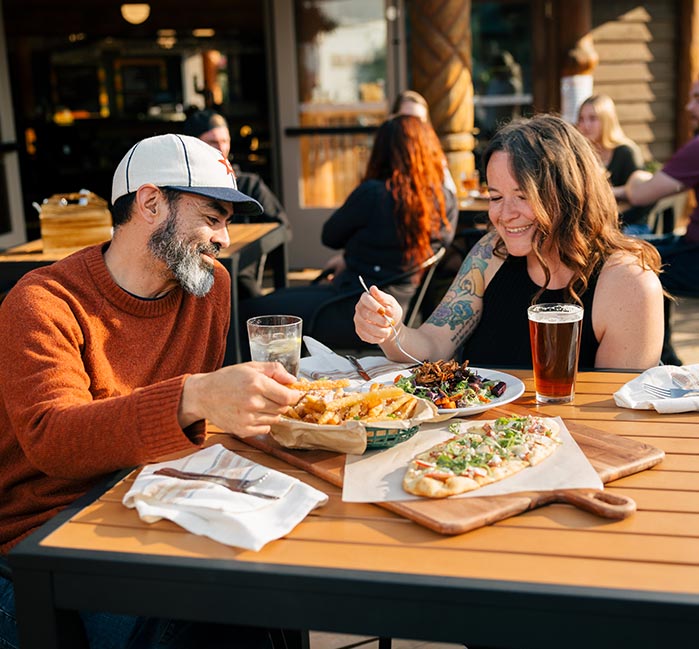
459, 255, 600, 369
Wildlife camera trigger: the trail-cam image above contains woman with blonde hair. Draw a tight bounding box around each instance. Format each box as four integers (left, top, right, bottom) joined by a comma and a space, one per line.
355, 114, 664, 370
577, 94, 652, 234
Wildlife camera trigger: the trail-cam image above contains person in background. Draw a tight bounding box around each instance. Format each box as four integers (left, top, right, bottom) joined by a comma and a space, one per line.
183, 108, 290, 298
481, 49, 524, 138
392, 89, 430, 122
621, 78, 699, 365
355, 114, 664, 370
391, 89, 458, 196
0, 134, 302, 649
239, 114, 457, 350
576, 94, 652, 235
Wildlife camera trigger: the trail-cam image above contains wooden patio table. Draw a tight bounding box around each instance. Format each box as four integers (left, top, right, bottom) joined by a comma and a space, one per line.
9, 369, 699, 648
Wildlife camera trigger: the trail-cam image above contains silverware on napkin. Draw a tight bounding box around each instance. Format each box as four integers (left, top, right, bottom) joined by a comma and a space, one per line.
642, 384, 699, 399
153, 468, 280, 499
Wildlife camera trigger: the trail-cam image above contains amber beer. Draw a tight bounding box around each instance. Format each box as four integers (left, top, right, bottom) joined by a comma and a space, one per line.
527, 304, 584, 404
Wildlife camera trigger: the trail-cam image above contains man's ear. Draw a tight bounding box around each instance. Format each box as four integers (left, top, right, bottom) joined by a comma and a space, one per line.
134, 185, 162, 224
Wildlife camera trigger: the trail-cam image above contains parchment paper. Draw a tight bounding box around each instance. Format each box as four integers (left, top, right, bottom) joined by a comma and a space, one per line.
342, 416, 603, 502
270, 396, 439, 454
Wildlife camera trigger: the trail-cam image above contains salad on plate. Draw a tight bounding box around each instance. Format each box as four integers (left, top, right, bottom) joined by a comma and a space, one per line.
393, 359, 507, 410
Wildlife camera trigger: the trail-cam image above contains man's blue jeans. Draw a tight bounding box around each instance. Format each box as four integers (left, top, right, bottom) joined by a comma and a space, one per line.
642, 233, 699, 296
2, 568, 138, 649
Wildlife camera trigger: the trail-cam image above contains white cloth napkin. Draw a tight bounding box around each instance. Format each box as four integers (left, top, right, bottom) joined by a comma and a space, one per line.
300, 335, 415, 381
613, 364, 699, 413
123, 444, 328, 551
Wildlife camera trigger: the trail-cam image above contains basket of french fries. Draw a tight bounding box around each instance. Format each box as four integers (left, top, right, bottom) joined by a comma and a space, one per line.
271, 378, 439, 454
364, 425, 420, 449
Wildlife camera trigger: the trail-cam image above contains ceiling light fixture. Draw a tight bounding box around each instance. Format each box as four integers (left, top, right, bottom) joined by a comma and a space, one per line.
120, 4, 151, 25
192, 28, 216, 38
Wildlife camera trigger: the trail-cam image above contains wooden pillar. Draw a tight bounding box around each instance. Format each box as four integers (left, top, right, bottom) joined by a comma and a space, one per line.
678, 0, 699, 145
558, 0, 598, 122
408, 0, 474, 192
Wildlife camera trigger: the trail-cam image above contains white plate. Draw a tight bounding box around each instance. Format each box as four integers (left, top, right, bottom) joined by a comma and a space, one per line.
369, 368, 525, 419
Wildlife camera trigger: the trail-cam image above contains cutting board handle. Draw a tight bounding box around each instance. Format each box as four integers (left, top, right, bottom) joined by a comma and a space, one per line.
552, 489, 636, 520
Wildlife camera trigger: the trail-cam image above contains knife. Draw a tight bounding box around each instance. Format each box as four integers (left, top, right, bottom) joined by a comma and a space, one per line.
345, 354, 372, 381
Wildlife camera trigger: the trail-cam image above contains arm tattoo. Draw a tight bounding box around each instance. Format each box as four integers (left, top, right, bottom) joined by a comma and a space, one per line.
426, 233, 496, 346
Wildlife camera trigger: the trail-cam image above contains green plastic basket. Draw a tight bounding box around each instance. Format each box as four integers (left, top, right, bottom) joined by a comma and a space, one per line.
365, 425, 419, 450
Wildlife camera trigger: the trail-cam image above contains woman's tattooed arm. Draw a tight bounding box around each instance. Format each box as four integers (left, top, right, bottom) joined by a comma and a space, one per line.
426, 232, 497, 348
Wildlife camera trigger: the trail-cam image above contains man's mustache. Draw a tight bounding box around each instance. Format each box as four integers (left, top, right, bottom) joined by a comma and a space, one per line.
198, 242, 221, 258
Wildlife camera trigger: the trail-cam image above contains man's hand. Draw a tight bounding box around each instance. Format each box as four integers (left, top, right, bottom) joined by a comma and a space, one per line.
180, 362, 302, 435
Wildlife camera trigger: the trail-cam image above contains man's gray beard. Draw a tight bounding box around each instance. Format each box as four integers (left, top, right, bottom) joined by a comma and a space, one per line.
148, 210, 218, 297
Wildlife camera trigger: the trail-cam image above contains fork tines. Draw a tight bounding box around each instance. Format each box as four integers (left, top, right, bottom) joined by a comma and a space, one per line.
643, 383, 675, 399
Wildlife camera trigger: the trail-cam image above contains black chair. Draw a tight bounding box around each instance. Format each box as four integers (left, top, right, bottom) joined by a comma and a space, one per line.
305, 247, 447, 349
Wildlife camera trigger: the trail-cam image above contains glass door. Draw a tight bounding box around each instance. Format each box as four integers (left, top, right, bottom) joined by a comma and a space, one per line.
0, 2, 26, 249
271, 0, 405, 268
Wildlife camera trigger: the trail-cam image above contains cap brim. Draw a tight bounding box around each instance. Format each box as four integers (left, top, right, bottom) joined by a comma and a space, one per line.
168, 185, 264, 217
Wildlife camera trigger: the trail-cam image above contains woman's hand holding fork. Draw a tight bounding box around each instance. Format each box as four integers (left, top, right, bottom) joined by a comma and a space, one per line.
354, 284, 403, 345
354, 279, 424, 366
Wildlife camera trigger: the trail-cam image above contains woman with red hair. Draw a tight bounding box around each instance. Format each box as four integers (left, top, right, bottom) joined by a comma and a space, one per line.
240, 114, 457, 351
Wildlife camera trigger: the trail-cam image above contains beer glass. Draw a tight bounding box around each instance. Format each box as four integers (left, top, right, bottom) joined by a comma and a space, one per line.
527, 303, 584, 404
247, 315, 302, 376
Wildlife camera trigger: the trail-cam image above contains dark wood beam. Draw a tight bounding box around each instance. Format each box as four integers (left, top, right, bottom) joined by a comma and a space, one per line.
3, 1, 263, 37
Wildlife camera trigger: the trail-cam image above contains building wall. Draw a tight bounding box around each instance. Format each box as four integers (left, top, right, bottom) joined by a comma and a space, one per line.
591, 0, 679, 164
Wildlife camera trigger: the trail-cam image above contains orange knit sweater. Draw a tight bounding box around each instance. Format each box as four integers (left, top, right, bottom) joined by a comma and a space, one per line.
0, 244, 230, 552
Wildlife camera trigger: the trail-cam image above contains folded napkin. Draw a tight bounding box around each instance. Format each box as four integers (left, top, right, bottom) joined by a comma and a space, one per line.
123, 444, 328, 551
613, 364, 699, 413
300, 335, 415, 381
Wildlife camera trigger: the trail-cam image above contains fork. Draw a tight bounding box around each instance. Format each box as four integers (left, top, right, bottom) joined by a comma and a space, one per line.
358, 275, 424, 366
153, 468, 278, 498
642, 384, 699, 399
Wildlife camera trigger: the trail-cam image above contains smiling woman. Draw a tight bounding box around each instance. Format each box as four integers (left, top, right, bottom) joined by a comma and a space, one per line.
354, 114, 665, 372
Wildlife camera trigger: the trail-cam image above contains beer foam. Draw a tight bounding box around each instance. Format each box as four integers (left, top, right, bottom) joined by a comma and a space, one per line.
527, 304, 583, 324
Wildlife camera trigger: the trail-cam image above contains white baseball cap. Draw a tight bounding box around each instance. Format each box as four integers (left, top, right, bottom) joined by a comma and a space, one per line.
111, 133, 263, 216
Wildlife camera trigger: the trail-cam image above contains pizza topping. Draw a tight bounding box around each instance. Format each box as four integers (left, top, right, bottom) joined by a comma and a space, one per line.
403, 415, 562, 498
415, 416, 558, 479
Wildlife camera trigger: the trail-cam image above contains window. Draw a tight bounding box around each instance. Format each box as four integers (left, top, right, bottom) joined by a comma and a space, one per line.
471, 2, 534, 155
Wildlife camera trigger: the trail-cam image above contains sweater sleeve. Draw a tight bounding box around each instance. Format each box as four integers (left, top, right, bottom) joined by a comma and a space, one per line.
0, 284, 203, 480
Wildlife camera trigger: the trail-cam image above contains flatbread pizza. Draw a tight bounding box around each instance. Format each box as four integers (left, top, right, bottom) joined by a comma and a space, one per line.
403, 415, 561, 498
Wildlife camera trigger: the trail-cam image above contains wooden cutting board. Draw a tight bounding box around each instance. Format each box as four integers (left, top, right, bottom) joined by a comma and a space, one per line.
237, 406, 665, 535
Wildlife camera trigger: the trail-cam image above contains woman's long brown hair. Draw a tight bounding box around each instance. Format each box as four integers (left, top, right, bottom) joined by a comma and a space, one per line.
482, 114, 662, 304
364, 115, 450, 270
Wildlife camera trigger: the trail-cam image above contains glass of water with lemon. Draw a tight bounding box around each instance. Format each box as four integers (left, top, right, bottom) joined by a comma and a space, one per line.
246, 315, 302, 376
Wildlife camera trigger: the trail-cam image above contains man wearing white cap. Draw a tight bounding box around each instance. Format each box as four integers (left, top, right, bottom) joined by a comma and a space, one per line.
0, 134, 301, 648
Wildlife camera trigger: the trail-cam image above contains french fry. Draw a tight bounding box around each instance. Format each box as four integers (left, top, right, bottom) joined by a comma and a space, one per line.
289, 378, 350, 391
283, 406, 302, 420
395, 400, 417, 419
383, 394, 412, 415
346, 403, 364, 419
364, 386, 405, 408
325, 392, 372, 412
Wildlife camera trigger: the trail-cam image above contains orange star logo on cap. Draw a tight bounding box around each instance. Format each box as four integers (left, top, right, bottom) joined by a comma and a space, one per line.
219, 157, 235, 176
